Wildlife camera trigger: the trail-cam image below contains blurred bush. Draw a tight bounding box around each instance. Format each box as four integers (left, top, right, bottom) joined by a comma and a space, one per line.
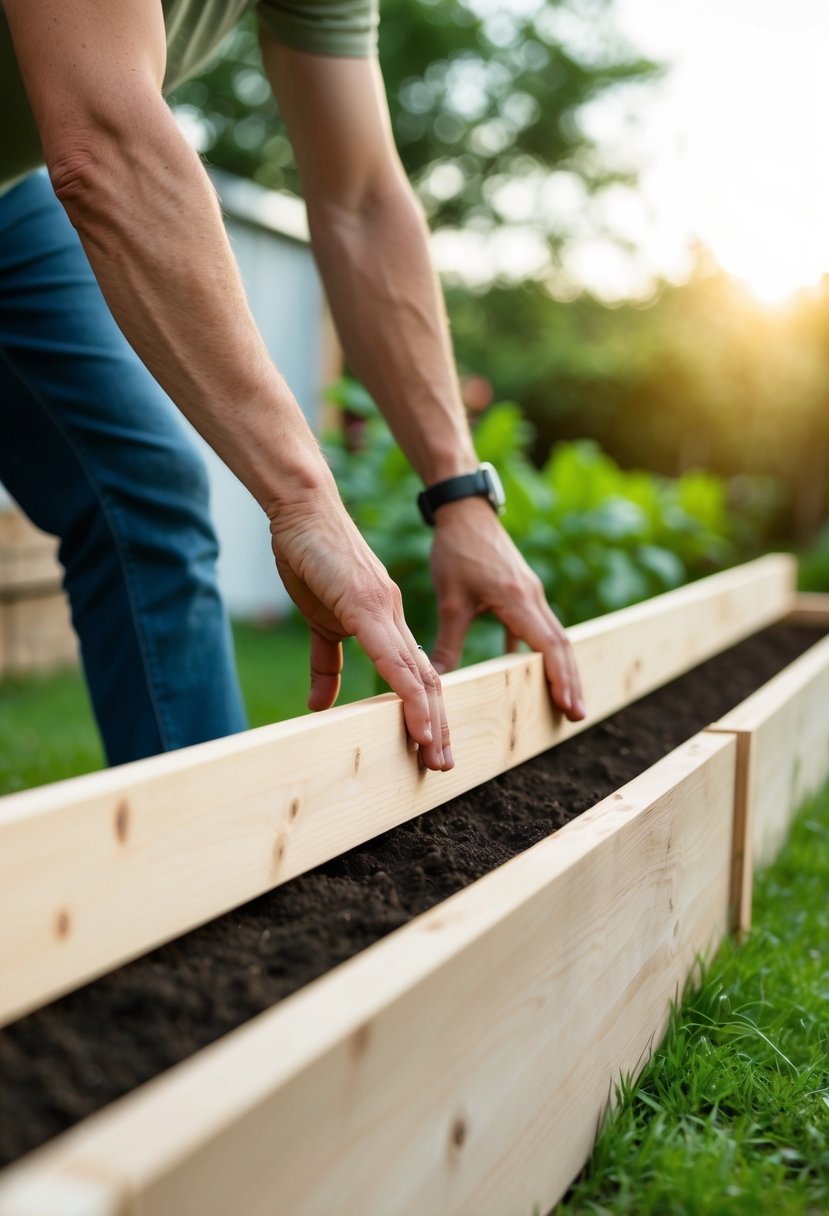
798, 523, 829, 591
325, 384, 760, 660
445, 272, 829, 544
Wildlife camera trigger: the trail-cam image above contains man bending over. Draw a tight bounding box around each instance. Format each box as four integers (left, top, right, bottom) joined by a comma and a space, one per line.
0, 0, 584, 771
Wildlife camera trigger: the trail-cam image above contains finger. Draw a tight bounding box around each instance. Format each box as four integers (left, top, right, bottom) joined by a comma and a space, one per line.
564, 636, 586, 719
498, 599, 583, 722
544, 595, 584, 718
504, 627, 521, 655
403, 625, 453, 771
431, 599, 473, 675
354, 614, 444, 769
308, 630, 343, 712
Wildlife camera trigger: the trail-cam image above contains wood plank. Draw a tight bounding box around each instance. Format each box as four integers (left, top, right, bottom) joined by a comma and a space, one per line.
726, 732, 754, 938
0, 733, 737, 1216
708, 632, 829, 908
0, 554, 794, 1026
784, 591, 829, 628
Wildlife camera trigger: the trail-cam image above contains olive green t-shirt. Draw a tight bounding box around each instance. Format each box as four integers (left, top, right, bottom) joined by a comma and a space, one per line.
0, 0, 378, 192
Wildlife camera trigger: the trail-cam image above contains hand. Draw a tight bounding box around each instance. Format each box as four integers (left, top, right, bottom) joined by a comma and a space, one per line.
268, 470, 453, 771
429, 498, 586, 721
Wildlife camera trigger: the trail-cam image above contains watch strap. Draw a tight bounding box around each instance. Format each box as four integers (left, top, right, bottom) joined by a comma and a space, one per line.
417, 468, 493, 526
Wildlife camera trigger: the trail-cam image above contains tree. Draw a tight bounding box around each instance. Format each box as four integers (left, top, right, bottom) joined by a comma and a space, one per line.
444, 270, 829, 542
171, 0, 657, 249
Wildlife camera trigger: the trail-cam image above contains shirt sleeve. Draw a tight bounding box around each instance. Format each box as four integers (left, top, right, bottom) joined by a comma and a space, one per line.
256, 0, 379, 57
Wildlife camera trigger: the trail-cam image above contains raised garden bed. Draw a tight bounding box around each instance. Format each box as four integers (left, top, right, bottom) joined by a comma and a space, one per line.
0, 556, 796, 1028
1, 559, 828, 1215
709, 597, 829, 931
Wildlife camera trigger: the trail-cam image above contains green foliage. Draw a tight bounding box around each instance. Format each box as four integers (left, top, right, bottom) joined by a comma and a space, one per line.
326, 392, 748, 654
445, 272, 827, 542
558, 783, 829, 1215
798, 522, 829, 591
170, 0, 657, 240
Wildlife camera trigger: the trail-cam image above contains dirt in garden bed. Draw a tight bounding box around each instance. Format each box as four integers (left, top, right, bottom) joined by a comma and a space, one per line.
1, 623, 825, 1166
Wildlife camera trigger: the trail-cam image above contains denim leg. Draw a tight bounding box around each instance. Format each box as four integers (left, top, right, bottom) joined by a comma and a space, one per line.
0, 172, 247, 765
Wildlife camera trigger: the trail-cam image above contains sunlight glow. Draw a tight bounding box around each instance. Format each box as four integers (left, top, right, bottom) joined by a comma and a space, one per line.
699, 154, 828, 305
606, 0, 829, 302
716, 251, 823, 308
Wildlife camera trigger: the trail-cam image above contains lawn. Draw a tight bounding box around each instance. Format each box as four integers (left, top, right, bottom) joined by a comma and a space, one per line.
558, 784, 829, 1215
0, 618, 375, 796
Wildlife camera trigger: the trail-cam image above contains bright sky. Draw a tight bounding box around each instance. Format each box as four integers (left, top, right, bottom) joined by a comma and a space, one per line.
577, 0, 829, 302
175, 0, 829, 304
433, 0, 829, 302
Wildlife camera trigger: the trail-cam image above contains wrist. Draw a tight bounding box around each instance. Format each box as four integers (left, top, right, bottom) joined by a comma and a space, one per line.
432, 494, 500, 526
264, 458, 335, 520
257, 426, 335, 521
419, 461, 505, 526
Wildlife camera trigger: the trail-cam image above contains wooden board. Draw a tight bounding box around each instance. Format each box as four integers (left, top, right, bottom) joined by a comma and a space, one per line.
785, 592, 829, 628
0, 732, 737, 1216
708, 631, 829, 931
0, 554, 794, 1027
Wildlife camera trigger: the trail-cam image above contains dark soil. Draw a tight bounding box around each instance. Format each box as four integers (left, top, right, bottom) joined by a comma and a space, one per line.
1, 624, 824, 1166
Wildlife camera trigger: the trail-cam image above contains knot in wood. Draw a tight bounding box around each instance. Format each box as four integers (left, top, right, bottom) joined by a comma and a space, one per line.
114, 800, 130, 844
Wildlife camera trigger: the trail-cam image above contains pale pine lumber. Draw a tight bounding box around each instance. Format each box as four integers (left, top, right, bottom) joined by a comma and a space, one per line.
0, 554, 794, 1026
707, 631, 829, 932
0, 733, 737, 1216
784, 591, 829, 628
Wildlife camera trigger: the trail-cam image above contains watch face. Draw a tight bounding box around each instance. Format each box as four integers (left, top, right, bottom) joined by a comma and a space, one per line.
480, 461, 506, 511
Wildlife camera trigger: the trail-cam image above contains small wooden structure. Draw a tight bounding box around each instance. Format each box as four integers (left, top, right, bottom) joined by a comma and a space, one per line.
0, 509, 76, 679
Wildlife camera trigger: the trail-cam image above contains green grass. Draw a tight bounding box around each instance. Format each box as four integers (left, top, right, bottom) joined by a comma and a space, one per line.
233, 620, 375, 729
558, 786, 829, 1216
0, 618, 376, 796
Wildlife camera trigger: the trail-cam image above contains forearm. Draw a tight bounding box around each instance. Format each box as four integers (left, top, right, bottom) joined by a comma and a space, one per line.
307, 183, 478, 485
47, 102, 324, 512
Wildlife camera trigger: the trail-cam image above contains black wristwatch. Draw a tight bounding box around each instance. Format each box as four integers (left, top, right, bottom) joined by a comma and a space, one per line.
417, 461, 506, 526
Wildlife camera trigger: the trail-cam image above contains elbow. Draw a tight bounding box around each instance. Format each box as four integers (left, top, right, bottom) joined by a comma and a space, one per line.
48, 144, 109, 210
44, 97, 194, 240
46, 140, 128, 250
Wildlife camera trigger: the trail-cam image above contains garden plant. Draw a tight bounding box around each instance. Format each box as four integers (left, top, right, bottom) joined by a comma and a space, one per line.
326, 381, 753, 659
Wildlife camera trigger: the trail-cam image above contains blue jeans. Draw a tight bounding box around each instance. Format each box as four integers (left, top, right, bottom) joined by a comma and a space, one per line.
0, 172, 247, 765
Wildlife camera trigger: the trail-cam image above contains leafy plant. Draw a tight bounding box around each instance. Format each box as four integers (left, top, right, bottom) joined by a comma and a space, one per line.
324, 386, 753, 660
798, 522, 829, 591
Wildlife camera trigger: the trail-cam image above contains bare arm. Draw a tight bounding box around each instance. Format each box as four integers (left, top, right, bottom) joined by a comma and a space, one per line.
7, 0, 311, 506
5, 0, 453, 768
263, 39, 585, 719
260, 41, 475, 486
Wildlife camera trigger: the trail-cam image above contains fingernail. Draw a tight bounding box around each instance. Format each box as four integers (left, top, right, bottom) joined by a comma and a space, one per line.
423, 727, 433, 743
444, 745, 454, 769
